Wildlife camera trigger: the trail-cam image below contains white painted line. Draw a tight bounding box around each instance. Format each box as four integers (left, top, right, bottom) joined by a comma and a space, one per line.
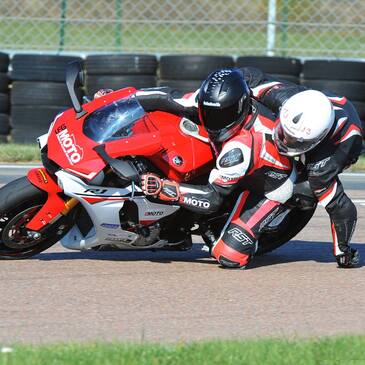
341, 173, 365, 177
352, 199, 365, 203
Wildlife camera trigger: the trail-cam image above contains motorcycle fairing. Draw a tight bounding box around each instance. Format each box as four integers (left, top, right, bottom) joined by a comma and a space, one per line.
26, 168, 67, 231
46, 87, 214, 183
55, 171, 180, 250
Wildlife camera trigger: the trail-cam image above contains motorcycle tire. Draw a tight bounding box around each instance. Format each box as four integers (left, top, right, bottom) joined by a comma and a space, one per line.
11, 82, 83, 106
301, 79, 365, 102
0, 114, 11, 135
86, 54, 157, 75
0, 73, 9, 93
0, 93, 9, 113
86, 75, 157, 97
302, 60, 365, 81
11, 54, 83, 82
236, 56, 301, 76
159, 55, 234, 80
257, 206, 316, 255
157, 79, 202, 94
0, 177, 71, 259
0, 52, 9, 73
269, 74, 300, 84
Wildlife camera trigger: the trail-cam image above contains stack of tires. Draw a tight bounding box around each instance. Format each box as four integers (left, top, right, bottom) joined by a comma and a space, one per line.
85, 54, 158, 98
10, 54, 83, 143
158, 55, 235, 93
0, 52, 10, 142
301, 60, 365, 128
236, 56, 302, 84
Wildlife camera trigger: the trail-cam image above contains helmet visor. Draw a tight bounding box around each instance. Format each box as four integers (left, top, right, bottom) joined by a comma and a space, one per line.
274, 124, 327, 156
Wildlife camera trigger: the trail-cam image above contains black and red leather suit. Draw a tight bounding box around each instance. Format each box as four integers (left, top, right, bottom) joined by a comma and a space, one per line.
243, 68, 363, 262
136, 89, 295, 268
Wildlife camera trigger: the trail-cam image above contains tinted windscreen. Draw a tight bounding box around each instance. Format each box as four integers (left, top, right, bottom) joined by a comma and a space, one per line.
83, 97, 145, 142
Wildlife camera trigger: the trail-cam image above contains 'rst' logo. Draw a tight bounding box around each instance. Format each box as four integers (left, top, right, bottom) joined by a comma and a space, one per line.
56, 124, 84, 165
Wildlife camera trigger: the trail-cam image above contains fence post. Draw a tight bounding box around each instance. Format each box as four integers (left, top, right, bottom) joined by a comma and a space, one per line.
266, 0, 277, 56
115, 0, 122, 51
280, 0, 289, 56
59, 0, 68, 53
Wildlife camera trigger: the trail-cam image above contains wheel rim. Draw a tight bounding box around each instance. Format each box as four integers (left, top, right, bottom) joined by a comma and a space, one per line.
2, 205, 43, 249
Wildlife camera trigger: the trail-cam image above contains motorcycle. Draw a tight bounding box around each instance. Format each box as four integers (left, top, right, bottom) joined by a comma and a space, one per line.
0, 62, 316, 259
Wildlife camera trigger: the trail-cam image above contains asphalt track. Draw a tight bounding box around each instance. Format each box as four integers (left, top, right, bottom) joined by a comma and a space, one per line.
0, 167, 364, 344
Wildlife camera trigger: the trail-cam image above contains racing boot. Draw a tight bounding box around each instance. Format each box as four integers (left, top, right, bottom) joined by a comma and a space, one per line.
332, 219, 360, 268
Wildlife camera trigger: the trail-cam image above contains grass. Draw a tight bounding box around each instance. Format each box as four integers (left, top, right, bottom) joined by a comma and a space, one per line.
0, 144, 40, 163
0, 20, 364, 57
1, 336, 365, 365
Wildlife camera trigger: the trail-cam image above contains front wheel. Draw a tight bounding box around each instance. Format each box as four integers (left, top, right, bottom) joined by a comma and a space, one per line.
0, 176, 71, 259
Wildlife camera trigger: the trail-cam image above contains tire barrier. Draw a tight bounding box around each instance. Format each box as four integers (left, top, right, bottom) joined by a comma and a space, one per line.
86, 75, 157, 98
85, 54, 157, 98
0, 51, 362, 149
9, 54, 83, 144
301, 60, 365, 138
158, 55, 234, 93
0, 54, 10, 141
237, 56, 301, 84
11, 106, 67, 144
11, 54, 83, 82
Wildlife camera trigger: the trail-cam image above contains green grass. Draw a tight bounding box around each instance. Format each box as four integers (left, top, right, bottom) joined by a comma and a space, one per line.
0, 19, 364, 57
1, 336, 365, 365
0, 143, 40, 163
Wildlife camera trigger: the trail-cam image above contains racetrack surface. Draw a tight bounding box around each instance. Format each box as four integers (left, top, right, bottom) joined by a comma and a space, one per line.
0, 178, 364, 344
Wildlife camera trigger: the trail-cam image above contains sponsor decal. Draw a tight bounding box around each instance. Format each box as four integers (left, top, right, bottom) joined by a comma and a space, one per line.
56, 124, 84, 165
183, 196, 210, 209
219, 148, 243, 168
227, 228, 253, 246
172, 156, 183, 166
101, 223, 120, 229
36, 169, 48, 184
162, 186, 178, 198
265, 171, 287, 180
145, 211, 164, 217
218, 174, 237, 183
310, 157, 331, 170
259, 207, 280, 231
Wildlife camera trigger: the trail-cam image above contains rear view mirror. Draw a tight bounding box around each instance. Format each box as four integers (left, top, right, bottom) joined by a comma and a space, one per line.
66, 61, 87, 119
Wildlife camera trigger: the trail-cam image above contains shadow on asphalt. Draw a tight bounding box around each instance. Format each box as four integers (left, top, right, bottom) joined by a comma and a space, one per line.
35, 241, 364, 268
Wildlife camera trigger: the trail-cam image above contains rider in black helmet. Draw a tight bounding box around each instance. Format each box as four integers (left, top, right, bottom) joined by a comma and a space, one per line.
137, 69, 295, 269
197, 68, 251, 142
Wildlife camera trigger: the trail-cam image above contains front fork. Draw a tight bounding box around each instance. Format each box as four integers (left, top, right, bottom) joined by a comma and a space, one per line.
25, 168, 78, 231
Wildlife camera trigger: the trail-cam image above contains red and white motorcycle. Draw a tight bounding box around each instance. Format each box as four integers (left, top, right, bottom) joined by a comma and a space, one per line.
0, 62, 316, 259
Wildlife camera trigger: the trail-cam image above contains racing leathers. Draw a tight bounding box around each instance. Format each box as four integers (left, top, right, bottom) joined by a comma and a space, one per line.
244, 68, 363, 267
136, 88, 295, 268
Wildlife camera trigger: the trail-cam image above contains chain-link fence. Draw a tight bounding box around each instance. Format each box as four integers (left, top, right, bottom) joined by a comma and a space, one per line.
0, 0, 364, 58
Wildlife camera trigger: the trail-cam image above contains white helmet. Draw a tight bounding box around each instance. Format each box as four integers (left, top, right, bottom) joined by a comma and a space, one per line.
274, 90, 335, 156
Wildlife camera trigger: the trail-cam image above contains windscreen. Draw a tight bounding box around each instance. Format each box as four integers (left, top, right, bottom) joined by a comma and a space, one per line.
83, 97, 146, 142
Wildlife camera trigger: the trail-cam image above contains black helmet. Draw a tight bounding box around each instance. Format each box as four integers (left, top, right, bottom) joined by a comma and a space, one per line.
198, 68, 251, 142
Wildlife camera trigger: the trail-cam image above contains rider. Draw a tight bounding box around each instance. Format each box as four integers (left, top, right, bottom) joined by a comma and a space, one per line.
136, 69, 296, 269
244, 68, 363, 268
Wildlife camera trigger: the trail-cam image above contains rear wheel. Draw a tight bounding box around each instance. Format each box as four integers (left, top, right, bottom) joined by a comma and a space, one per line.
0, 177, 71, 259
257, 207, 316, 255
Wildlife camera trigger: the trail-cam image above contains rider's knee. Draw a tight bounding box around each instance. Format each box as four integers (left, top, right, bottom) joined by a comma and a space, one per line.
212, 238, 254, 269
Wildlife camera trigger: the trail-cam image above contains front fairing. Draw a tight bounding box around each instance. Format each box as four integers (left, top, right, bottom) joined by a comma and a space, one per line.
47, 88, 163, 179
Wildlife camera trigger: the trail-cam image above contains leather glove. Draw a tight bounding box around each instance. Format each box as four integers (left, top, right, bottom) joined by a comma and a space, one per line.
94, 88, 114, 99
141, 173, 181, 202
